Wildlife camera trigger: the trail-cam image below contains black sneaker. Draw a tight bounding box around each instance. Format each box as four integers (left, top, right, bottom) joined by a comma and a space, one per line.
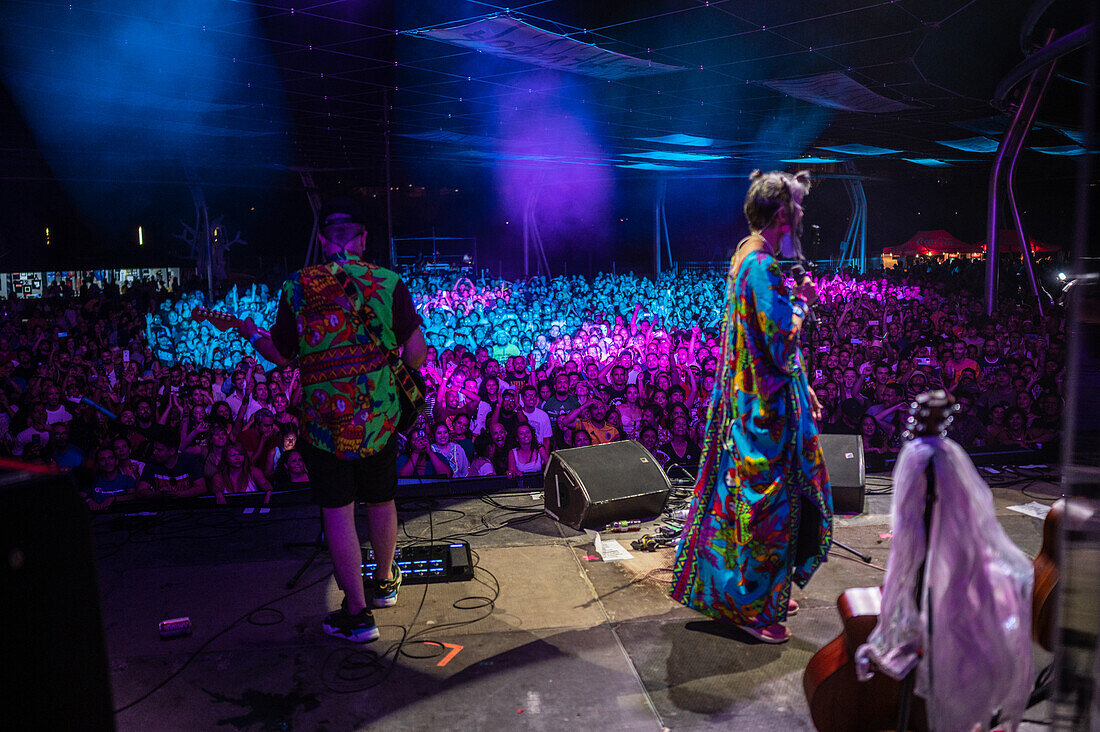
322, 604, 379, 643
373, 562, 402, 608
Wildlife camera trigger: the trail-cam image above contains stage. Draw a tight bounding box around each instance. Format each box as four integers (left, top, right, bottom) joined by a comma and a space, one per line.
94, 470, 1058, 731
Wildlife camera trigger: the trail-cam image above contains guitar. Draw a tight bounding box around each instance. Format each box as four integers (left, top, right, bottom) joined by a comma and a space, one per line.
802, 587, 928, 732
190, 307, 270, 337
189, 306, 425, 432
802, 391, 956, 732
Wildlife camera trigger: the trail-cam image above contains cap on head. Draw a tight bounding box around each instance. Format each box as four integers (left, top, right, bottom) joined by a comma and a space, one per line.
319, 196, 366, 228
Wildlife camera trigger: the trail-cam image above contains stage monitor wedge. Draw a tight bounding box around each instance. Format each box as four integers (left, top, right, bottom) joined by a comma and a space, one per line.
543, 440, 671, 530
818, 433, 866, 515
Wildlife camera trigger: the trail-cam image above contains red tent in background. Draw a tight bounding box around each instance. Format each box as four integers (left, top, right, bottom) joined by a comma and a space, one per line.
882, 230, 982, 256
977, 230, 1061, 253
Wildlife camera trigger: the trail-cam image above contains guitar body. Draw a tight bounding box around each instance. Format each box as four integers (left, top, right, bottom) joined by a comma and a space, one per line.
803, 587, 928, 732
395, 366, 427, 432
1032, 499, 1063, 651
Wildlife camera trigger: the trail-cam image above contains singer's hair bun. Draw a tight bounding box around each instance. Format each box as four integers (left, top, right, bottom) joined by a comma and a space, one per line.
749, 169, 763, 181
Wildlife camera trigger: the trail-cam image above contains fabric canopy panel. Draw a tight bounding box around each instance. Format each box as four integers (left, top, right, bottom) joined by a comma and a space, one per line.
882, 230, 982, 256
759, 71, 916, 113
978, 230, 1061, 252
417, 16, 686, 80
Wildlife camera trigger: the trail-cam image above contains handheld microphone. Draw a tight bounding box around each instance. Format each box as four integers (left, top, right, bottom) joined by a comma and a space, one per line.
789, 263, 816, 323
789, 263, 810, 286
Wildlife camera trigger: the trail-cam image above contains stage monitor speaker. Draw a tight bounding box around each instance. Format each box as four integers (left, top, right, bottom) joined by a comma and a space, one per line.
543, 441, 671, 530
0, 462, 115, 730
818, 434, 865, 515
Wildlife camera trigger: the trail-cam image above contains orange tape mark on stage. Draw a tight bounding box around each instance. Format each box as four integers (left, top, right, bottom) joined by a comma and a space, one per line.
425, 641, 464, 667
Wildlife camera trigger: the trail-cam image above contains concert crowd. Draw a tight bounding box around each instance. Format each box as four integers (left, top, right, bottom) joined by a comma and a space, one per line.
0, 256, 1065, 507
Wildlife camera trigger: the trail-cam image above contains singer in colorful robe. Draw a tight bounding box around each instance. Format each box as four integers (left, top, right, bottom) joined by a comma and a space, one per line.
670, 170, 832, 644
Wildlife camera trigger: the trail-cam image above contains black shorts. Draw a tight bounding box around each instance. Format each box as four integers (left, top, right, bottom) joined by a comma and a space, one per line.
300, 435, 399, 508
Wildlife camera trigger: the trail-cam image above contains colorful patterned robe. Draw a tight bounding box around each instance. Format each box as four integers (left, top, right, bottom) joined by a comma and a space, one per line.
670, 249, 832, 629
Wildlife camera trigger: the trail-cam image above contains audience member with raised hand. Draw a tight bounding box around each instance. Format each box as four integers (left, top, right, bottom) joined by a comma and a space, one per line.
398, 427, 452, 477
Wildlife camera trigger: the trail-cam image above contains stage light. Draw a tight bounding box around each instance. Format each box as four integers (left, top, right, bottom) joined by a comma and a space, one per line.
624, 151, 727, 162
817, 144, 900, 156
45, 227, 50, 246
138, 226, 144, 246
1058, 272, 1067, 281
636, 134, 715, 147
904, 158, 952, 167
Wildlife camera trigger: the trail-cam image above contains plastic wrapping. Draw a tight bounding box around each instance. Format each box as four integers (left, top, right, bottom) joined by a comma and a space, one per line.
854, 437, 1033, 732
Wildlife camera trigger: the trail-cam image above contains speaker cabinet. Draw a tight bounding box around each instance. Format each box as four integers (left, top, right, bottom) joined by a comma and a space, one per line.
818, 434, 866, 515
543, 441, 671, 530
0, 462, 115, 730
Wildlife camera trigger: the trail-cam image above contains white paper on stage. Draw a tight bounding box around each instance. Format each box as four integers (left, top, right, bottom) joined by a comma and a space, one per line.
585, 530, 633, 561
1006, 501, 1052, 520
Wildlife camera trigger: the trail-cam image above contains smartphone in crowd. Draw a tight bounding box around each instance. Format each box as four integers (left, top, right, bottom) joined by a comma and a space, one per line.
850, 338, 862, 345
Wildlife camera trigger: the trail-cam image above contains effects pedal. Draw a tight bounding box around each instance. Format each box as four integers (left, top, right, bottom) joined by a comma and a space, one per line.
361, 540, 474, 585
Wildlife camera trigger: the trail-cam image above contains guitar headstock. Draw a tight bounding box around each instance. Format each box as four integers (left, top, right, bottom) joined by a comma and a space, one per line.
190, 307, 242, 333
903, 389, 958, 440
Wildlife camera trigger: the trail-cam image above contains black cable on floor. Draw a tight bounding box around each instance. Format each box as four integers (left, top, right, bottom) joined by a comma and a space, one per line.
113, 570, 331, 714
320, 508, 502, 692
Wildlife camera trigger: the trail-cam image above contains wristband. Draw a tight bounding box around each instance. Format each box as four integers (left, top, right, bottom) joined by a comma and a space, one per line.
248, 332, 263, 346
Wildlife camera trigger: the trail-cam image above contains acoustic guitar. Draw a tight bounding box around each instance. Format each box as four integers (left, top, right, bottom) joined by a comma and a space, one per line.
1031, 499, 1064, 652
802, 587, 928, 732
802, 391, 956, 732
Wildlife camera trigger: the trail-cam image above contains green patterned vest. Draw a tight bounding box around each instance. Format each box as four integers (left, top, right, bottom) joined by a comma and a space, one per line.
282, 253, 403, 458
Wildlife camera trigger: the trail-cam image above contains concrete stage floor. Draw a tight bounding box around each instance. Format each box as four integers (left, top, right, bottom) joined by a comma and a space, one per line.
95, 467, 1060, 731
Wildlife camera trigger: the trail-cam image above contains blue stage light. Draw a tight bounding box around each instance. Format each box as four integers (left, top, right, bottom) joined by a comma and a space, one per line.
635, 134, 715, 147
816, 144, 900, 156
623, 151, 728, 162
936, 136, 1000, 153
904, 158, 952, 167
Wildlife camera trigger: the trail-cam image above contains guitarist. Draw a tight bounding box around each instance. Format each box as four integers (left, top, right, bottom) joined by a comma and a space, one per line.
240, 197, 427, 644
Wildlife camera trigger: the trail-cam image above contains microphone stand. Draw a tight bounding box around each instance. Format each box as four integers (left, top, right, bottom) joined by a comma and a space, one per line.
795, 262, 873, 565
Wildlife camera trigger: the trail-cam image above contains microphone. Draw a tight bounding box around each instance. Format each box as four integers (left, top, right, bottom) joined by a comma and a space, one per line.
789, 263, 810, 286
789, 263, 816, 323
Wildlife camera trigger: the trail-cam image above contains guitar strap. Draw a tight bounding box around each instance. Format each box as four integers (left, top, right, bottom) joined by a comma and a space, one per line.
331, 266, 422, 405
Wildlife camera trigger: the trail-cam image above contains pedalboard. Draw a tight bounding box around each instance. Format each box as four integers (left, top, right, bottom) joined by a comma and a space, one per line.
361, 540, 474, 585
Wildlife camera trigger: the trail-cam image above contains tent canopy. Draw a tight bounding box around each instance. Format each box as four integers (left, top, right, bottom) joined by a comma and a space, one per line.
977, 230, 1061, 253
882, 230, 982, 256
